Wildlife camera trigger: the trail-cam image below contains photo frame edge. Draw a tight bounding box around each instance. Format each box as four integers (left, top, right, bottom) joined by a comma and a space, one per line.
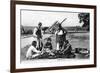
10, 0, 97, 72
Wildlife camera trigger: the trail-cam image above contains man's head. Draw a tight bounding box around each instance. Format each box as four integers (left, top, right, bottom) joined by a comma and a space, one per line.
47, 38, 51, 43
38, 22, 42, 28
32, 41, 37, 47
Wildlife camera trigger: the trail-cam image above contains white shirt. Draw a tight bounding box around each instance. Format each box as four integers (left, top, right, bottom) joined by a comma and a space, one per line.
26, 45, 40, 58
55, 30, 63, 35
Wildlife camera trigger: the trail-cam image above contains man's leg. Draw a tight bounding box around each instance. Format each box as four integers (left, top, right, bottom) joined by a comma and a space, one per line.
46, 49, 54, 55
56, 43, 59, 50
36, 38, 39, 48
32, 53, 40, 58
26, 54, 32, 60
38, 38, 41, 50
49, 51, 54, 55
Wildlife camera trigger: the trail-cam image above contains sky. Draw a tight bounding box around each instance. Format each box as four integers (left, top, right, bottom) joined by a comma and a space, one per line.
21, 10, 83, 27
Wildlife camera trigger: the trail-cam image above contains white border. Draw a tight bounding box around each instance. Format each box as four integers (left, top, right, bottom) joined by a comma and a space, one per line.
16, 4, 94, 69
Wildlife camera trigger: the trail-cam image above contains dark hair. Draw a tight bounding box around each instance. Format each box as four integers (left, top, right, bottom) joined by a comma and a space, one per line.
47, 38, 51, 41
32, 41, 37, 46
38, 22, 42, 26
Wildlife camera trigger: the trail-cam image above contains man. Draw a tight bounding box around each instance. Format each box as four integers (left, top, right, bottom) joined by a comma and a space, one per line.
33, 22, 43, 51
55, 24, 66, 50
61, 40, 72, 54
60, 40, 75, 58
43, 38, 54, 55
26, 41, 41, 59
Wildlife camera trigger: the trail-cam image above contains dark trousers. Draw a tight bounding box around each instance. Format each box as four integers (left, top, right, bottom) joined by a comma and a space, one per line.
37, 38, 42, 51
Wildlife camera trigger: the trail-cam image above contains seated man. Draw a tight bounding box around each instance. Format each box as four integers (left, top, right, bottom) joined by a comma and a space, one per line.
60, 40, 75, 58
26, 41, 41, 59
43, 38, 54, 56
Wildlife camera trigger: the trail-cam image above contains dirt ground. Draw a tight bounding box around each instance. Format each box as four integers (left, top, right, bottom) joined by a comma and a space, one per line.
20, 32, 89, 61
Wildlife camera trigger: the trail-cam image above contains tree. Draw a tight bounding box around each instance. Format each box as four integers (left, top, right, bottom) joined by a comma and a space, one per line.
78, 13, 90, 31
42, 27, 49, 33
21, 25, 25, 34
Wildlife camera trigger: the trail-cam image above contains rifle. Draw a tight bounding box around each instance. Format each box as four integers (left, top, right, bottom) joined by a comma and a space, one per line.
60, 18, 67, 25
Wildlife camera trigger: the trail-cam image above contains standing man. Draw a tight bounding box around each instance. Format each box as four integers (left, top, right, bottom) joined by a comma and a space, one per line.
33, 22, 43, 51
55, 24, 66, 50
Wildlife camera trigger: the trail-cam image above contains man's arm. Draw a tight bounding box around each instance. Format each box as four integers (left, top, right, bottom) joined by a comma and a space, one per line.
41, 29, 43, 38
62, 44, 70, 53
33, 27, 37, 38
32, 47, 40, 53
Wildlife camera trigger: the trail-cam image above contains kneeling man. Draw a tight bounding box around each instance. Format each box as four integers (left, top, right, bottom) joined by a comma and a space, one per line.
26, 41, 41, 59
